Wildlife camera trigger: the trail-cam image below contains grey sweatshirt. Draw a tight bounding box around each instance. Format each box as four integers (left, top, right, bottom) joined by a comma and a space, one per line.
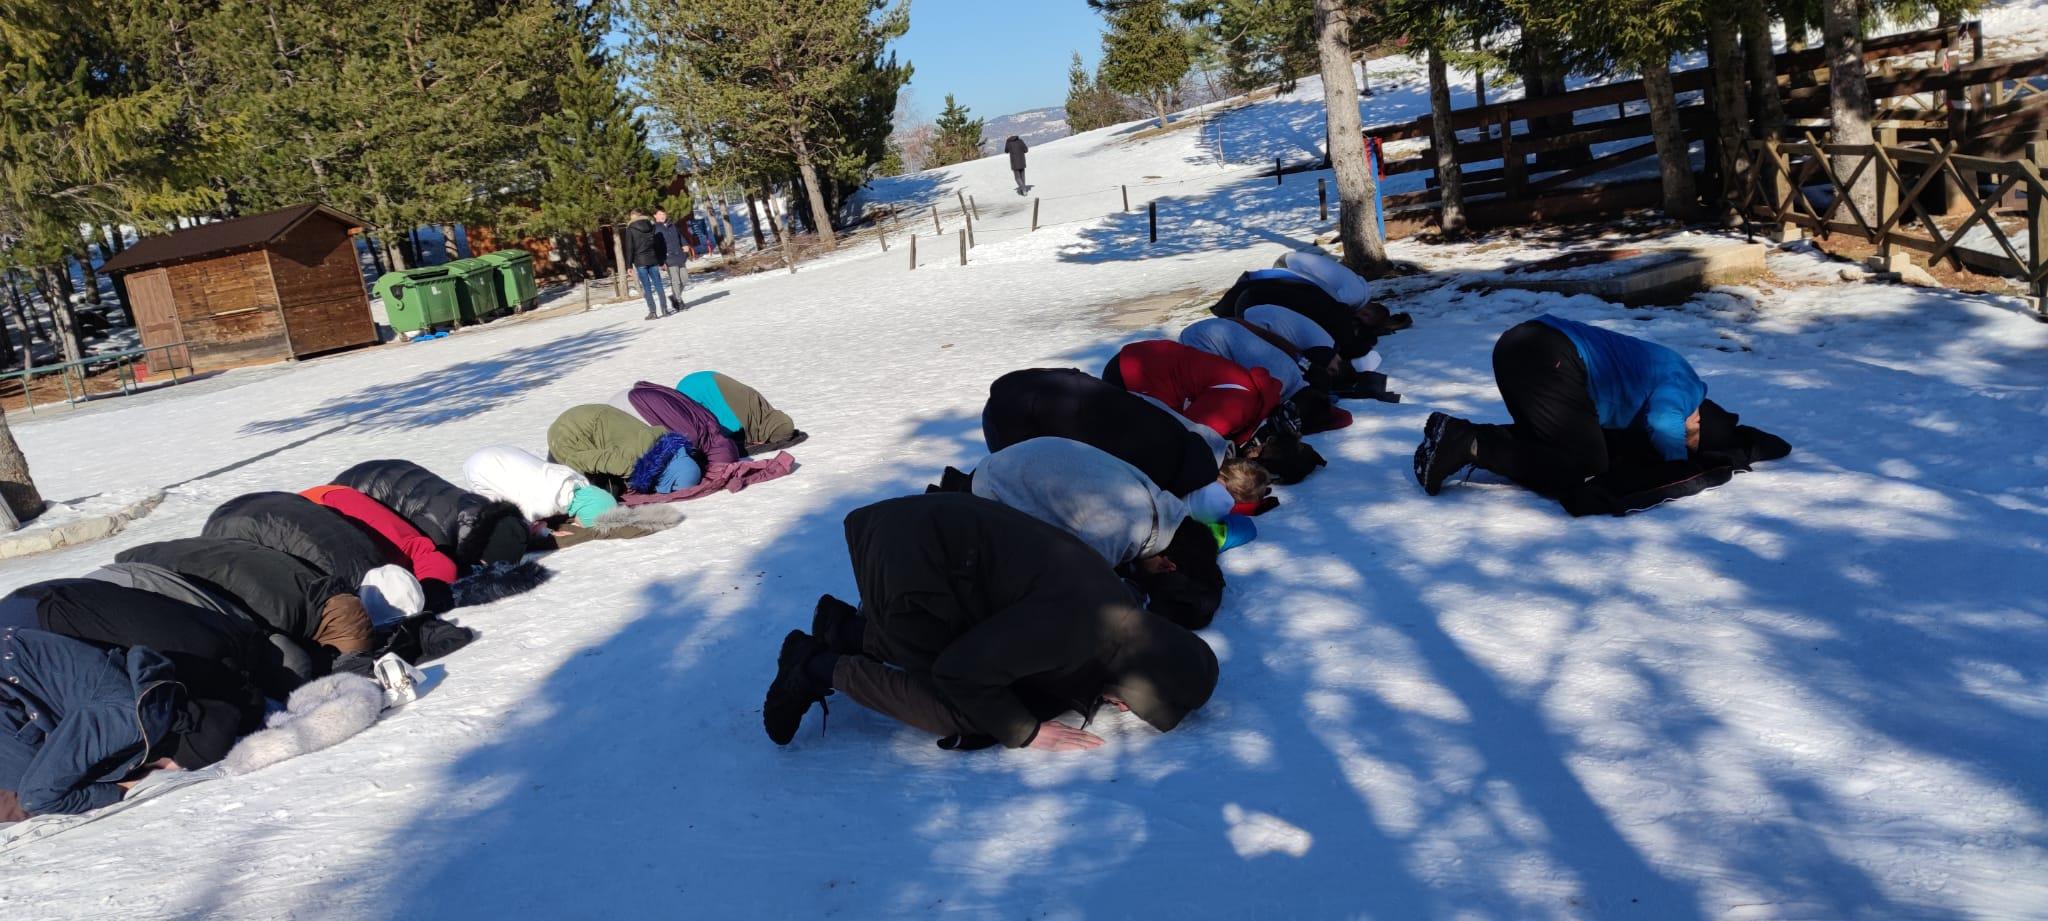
970, 437, 1189, 565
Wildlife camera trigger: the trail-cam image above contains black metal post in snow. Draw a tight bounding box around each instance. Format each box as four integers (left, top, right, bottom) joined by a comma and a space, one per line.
1276, 156, 1283, 185
1148, 201, 1158, 243
1319, 178, 1329, 221
1031, 198, 1040, 231
1121, 185, 1130, 212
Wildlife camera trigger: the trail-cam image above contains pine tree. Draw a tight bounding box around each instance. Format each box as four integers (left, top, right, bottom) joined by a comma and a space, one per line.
632, 0, 911, 250
1094, 0, 1193, 129
1064, 52, 1135, 134
534, 0, 670, 284
927, 95, 987, 168
1183, 0, 1318, 92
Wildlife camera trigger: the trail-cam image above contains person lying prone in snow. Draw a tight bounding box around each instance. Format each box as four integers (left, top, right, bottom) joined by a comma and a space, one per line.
675, 370, 807, 454
762, 494, 1218, 752
464, 444, 679, 547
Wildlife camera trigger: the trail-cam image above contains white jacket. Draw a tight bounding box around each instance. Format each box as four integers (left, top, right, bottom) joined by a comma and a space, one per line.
1279, 250, 1370, 308
1180, 317, 1307, 398
971, 437, 1189, 566
464, 444, 588, 522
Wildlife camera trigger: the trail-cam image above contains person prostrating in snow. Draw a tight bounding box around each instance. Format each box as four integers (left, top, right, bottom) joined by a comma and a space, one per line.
1005, 135, 1029, 195
762, 494, 1218, 752
1414, 313, 1790, 515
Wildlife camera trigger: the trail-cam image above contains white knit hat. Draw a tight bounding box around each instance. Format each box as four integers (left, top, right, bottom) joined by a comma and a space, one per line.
359, 565, 425, 627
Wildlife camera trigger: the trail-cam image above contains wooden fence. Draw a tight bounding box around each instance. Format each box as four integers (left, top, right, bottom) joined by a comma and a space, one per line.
1360, 20, 2048, 234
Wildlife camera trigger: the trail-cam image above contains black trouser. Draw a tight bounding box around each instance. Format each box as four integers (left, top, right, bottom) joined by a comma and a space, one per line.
1472, 320, 1610, 497
1012, 168, 1027, 192
26, 581, 270, 729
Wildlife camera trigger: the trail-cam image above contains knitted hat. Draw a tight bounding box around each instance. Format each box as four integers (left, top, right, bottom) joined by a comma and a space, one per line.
358, 565, 425, 627
566, 483, 618, 527
1207, 514, 1257, 552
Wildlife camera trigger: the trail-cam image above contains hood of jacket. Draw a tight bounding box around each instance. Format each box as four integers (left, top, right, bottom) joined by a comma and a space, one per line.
547, 405, 663, 479
203, 492, 384, 588
970, 436, 1188, 566
465, 444, 588, 522
1101, 609, 1219, 734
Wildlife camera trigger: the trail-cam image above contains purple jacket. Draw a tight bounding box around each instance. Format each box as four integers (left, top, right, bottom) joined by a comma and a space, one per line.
627, 382, 741, 469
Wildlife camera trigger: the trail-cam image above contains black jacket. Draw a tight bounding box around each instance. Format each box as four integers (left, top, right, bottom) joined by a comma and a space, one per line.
624, 218, 665, 268
1212, 270, 1378, 359
0, 580, 271, 722
1004, 136, 1028, 170
117, 537, 347, 644
983, 368, 1219, 498
656, 221, 689, 267
203, 492, 383, 589
331, 460, 526, 568
845, 494, 1219, 749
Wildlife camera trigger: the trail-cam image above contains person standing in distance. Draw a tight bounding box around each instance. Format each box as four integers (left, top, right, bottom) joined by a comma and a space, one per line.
1005, 135, 1029, 195
654, 209, 689, 313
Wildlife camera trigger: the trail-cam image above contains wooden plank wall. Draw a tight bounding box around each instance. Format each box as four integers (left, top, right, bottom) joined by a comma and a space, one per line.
268, 216, 376, 357
166, 250, 292, 369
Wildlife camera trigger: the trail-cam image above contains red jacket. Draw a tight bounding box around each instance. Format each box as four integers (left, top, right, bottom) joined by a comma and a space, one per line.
301, 485, 460, 589
1111, 339, 1283, 444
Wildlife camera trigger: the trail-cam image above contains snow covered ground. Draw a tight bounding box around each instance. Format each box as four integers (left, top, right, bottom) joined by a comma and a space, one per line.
3, 32, 2048, 919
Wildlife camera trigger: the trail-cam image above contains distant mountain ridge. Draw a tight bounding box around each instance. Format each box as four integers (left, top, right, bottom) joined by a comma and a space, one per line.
980, 106, 1069, 152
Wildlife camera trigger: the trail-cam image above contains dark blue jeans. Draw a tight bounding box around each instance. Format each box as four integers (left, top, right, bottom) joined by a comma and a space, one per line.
635, 265, 668, 315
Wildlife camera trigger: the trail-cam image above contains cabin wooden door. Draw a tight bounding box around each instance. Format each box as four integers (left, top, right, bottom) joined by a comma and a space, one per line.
125, 268, 189, 370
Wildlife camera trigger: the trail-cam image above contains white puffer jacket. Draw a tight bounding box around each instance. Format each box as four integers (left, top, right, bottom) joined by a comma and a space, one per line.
1278, 250, 1370, 308
464, 444, 588, 522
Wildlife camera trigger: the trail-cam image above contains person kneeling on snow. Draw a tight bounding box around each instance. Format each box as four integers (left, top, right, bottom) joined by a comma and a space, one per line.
464, 444, 678, 547
960, 437, 1228, 630
1178, 317, 1351, 433
763, 494, 1219, 751
548, 404, 705, 498
0, 628, 254, 815
1414, 313, 1791, 515
981, 368, 1285, 514
299, 485, 460, 613
115, 536, 385, 666
330, 459, 532, 571
1103, 339, 1327, 496
675, 370, 806, 454
0, 580, 276, 720
203, 491, 388, 590
1212, 266, 1407, 367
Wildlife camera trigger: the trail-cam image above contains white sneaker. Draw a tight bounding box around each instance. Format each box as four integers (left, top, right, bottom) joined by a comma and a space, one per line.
373, 654, 425, 709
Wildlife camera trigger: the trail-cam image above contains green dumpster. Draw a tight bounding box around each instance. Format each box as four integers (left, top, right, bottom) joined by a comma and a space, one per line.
373, 267, 460, 335
479, 249, 539, 312
445, 257, 502, 324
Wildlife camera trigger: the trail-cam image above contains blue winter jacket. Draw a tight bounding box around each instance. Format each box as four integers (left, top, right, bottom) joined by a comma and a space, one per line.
1535, 314, 1706, 461
0, 627, 181, 815
656, 222, 689, 268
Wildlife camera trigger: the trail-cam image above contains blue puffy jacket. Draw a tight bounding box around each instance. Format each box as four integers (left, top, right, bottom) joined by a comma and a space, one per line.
1535, 314, 1706, 461
0, 627, 181, 815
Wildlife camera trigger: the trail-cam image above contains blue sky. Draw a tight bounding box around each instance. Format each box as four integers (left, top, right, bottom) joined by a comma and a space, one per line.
894, 0, 1107, 121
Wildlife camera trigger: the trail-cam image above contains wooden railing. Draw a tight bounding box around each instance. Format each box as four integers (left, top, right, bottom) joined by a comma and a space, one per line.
1744, 135, 2048, 305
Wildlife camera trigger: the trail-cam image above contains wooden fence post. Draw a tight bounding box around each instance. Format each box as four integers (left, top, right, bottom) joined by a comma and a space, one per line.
879, 223, 888, 252
931, 206, 942, 235
1318, 178, 1329, 221
965, 208, 976, 248
1499, 112, 1526, 199
958, 229, 967, 266
1122, 185, 1130, 212
1148, 201, 1158, 243
1768, 138, 1794, 236
909, 233, 917, 270
957, 191, 970, 223
1875, 127, 1899, 259
969, 195, 980, 219
2027, 140, 2048, 315
1031, 198, 1041, 231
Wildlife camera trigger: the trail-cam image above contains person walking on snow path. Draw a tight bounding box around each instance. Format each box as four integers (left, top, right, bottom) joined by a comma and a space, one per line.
622, 209, 673, 321
654, 209, 689, 312
762, 493, 1219, 751
1005, 135, 1029, 195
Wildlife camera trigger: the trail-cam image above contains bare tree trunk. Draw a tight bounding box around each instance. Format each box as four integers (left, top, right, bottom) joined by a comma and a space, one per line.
1642, 58, 1700, 219
609, 224, 629, 298
763, 194, 785, 243
105, 224, 124, 255
0, 407, 43, 527
557, 234, 586, 283
1314, 0, 1386, 274
39, 266, 84, 393
1824, 0, 1876, 222
712, 197, 737, 256
441, 224, 461, 261
7, 272, 41, 345
1744, 0, 1787, 138
387, 236, 409, 270
1428, 46, 1467, 237
745, 192, 769, 248
1153, 93, 1171, 130
788, 127, 838, 249
1708, 8, 1752, 215
1785, 6, 1809, 52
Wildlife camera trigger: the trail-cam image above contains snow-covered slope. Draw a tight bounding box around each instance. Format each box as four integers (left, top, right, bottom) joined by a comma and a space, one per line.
3, 18, 2048, 918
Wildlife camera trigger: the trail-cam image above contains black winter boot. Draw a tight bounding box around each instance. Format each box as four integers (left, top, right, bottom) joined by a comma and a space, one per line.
763, 630, 832, 745
1414, 412, 1478, 496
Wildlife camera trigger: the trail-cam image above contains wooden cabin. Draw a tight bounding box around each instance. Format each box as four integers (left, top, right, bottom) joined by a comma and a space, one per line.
98, 203, 379, 372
